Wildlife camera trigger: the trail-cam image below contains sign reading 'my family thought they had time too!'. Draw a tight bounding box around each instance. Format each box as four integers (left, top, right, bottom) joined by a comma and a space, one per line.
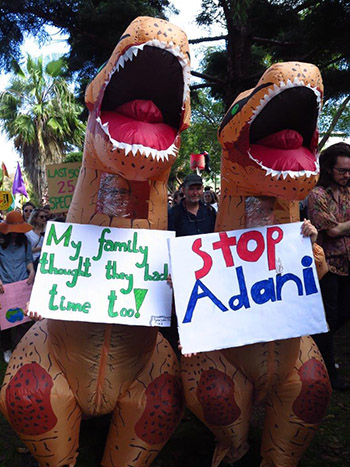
29, 222, 175, 327
169, 222, 328, 355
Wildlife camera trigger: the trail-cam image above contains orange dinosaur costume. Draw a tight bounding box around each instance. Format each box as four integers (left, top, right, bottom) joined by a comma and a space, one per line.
0, 17, 191, 466
181, 62, 331, 466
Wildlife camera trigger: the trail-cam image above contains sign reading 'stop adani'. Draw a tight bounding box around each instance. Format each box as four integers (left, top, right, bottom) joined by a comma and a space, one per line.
168, 222, 328, 355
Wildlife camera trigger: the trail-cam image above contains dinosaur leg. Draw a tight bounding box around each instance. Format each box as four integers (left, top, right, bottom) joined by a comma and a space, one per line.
181, 351, 254, 467
0, 321, 82, 467
261, 336, 332, 466
101, 332, 183, 466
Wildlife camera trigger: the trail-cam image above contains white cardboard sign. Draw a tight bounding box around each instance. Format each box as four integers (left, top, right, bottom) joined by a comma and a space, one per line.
29, 222, 174, 326
168, 222, 328, 354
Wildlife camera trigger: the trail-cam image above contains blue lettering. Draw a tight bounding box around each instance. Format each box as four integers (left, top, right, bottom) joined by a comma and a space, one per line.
251, 278, 276, 304
182, 279, 228, 323
276, 273, 303, 300
301, 255, 318, 295
228, 266, 250, 310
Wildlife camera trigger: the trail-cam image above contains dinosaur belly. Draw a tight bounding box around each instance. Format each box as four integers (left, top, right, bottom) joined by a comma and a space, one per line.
47, 320, 158, 415
222, 337, 300, 402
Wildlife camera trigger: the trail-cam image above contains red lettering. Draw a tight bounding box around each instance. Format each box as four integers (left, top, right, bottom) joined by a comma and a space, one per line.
212, 232, 237, 267
57, 180, 65, 194
266, 226, 283, 270
192, 238, 213, 279
237, 230, 264, 262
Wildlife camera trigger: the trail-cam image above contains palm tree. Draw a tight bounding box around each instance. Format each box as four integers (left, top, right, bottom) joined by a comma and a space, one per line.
0, 55, 85, 200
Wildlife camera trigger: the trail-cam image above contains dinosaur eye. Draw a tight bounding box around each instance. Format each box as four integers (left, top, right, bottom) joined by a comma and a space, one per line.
230, 104, 239, 116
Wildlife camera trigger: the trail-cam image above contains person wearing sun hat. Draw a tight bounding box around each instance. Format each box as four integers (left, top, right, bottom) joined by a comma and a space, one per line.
0, 211, 35, 363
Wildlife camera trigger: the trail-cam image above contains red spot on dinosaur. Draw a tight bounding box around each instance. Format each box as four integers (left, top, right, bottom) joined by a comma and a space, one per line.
293, 358, 331, 424
6, 363, 57, 435
135, 373, 184, 445
196, 369, 241, 426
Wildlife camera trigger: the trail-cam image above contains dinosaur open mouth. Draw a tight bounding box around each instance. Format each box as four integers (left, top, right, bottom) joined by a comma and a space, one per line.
246, 83, 322, 178
98, 42, 190, 161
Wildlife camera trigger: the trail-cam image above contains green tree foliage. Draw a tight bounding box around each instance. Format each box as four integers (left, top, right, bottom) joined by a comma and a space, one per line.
169, 89, 224, 190
0, 0, 172, 85
0, 55, 85, 199
194, 0, 350, 110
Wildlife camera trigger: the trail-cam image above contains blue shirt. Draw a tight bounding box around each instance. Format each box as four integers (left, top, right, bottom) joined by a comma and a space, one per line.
0, 241, 33, 284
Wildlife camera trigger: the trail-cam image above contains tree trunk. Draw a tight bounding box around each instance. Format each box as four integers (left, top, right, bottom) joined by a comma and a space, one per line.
318, 95, 350, 150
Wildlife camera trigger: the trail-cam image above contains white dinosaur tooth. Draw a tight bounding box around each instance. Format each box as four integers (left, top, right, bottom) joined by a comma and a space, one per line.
117, 55, 125, 69
123, 49, 132, 62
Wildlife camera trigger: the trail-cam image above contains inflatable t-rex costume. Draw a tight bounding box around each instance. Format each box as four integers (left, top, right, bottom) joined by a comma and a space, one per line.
0, 17, 191, 466
181, 62, 332, 466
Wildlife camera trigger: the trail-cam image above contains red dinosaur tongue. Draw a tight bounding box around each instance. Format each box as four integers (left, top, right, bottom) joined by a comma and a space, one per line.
100, 99, 177, 151
251, 129, 317, 172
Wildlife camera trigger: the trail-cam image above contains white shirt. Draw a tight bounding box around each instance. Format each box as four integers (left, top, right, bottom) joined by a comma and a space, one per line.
25, 230, 44, 261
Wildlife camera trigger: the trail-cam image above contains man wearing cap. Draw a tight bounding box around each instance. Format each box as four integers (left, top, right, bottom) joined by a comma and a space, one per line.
168, 173, 216, 236
165, 174, 216, 354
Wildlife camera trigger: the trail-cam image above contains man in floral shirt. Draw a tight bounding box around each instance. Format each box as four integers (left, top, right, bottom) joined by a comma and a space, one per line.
308, 142, 350, 390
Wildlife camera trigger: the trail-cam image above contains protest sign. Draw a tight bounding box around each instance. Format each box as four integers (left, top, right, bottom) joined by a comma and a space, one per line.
168, 222, 328, 354
0, 191, 13, 210
46, 162, 81, 213
0, 280, 32, 330
29, 222, 174, 326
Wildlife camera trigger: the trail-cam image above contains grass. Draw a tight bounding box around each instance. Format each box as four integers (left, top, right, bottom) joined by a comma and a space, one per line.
1, 323, 350, 466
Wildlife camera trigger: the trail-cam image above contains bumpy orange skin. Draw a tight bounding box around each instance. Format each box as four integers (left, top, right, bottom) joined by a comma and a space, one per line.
182, 62, 331, 467
0, 17, 189, 467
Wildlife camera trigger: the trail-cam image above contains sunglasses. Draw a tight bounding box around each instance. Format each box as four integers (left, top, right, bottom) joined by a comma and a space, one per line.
24, 209, 33, 213
38, 215, 48, 219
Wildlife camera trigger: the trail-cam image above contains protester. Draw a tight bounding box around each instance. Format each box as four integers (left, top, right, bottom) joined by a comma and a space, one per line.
166, 174, 216, 353
0, 211, 35, 363
22, 201, 36, 222
26, 208, 48, 271
308, 142, 350, 390
202, 189, 218, 211
172, 190, 184, 206
168, 173, 216, 236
